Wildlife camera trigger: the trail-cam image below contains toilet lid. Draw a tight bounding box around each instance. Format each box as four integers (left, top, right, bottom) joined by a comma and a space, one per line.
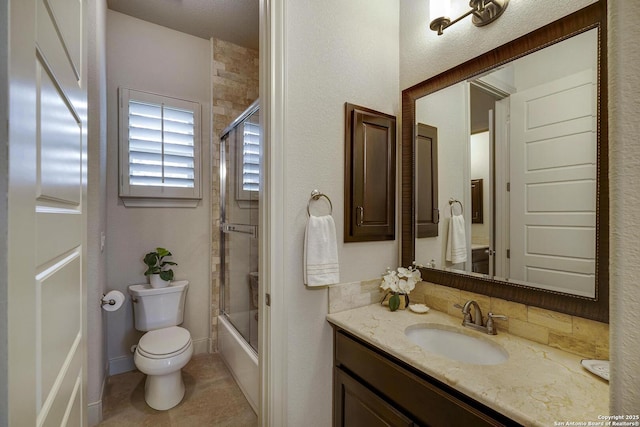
138, 326, 191, 357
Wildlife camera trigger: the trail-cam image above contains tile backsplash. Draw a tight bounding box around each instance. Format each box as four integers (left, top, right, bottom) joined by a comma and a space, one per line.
328, 280, 609, 360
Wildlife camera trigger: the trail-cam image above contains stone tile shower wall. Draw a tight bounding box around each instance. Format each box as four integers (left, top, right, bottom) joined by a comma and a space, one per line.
211, 38, 259, 352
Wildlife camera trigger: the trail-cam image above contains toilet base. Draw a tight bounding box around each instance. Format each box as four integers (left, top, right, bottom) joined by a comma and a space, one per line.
144, 370, 185, 410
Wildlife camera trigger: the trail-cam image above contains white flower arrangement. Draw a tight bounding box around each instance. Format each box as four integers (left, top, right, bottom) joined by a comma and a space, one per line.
380, 265, 422, 295
380, 264, 422, 311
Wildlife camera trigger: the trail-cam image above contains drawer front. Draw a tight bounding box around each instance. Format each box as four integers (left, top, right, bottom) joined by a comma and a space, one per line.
335, 330, 518, 427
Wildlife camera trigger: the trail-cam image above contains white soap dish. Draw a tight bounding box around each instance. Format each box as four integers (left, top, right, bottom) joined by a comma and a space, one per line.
409, 303, 430, 314
581, 359, 609, 381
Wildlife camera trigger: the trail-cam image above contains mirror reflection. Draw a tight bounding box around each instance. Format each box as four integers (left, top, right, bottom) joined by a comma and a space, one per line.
415, 28, 598, 298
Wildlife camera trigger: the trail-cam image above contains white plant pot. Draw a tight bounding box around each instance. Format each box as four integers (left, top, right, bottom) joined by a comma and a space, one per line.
149, 274, 170, 288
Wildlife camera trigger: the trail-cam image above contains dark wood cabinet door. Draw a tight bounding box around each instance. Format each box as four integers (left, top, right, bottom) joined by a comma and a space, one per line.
334, 367, 415, 427
472, 248, 490, 274
333, 329, 520, 427
345, 103, 396, 242
416, 123, 439, 238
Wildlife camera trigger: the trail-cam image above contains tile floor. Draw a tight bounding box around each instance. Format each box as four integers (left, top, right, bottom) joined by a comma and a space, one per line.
99, 353, 258, 426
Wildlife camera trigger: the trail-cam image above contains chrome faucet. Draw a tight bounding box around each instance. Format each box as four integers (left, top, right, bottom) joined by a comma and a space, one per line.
454, 300, 507, 335
463, 300, 483, 326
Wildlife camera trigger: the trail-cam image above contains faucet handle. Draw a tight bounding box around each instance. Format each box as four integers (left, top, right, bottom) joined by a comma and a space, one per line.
453, 303, 464, 310
486, 312, 508, 335
487, 312, 507, 320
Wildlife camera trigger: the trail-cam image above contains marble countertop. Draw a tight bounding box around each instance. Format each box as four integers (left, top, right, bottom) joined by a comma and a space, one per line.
327, 304, 609, 427
471, 243, 490, 250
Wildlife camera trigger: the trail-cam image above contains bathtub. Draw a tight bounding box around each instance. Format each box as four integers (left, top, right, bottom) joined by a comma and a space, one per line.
218, 313, 258, 413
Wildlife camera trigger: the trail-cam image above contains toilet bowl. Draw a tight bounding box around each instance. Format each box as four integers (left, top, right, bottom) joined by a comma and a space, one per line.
134, 326, 193, 410
129, 281, 192, 410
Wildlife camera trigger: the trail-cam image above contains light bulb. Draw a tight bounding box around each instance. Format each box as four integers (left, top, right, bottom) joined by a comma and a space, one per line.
429, 0, 451, 20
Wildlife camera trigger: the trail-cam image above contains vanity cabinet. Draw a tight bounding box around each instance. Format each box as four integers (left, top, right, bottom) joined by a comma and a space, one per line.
333, 328, 521, 427
472, 247, 490, 274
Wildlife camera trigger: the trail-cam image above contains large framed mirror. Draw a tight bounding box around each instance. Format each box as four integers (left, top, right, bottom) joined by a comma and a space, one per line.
401, 2, 608, 322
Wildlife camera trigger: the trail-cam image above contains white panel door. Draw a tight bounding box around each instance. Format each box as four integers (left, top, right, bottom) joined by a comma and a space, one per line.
509, 69, 596, 297
493, 98, 510, 279
8, 0, 87, 425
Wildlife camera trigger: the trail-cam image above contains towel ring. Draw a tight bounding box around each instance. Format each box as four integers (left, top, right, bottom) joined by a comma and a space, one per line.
307, 189, 333, 216
449, 198, 463, 216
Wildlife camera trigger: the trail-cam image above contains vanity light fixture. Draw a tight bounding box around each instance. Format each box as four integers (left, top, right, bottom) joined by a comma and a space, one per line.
429, 0, 509, 36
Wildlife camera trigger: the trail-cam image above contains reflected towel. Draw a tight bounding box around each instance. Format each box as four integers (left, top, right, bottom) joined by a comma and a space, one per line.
446, 214, 467, 264
304, 215, 339, 286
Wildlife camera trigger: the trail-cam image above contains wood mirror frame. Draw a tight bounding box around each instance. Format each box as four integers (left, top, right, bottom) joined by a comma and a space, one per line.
401, 1, 608, 323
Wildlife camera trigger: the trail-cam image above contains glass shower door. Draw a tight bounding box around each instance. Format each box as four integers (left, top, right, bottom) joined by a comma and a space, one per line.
220, 103, 260, 352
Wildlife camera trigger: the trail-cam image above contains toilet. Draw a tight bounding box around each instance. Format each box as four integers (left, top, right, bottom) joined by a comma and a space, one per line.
128, 280, 193, 410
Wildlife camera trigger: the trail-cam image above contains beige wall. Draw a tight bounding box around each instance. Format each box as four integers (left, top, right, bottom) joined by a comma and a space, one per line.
105, 10, 212, 374
609, 0, 640, 414
278, 0, 400, 424
87, 0, 108, 424
415, 83, 468, 266
0, 0, 8, 422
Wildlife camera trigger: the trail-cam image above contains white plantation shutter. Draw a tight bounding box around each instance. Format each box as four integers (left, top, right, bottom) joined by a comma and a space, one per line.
128, 101, 195, 188
119, 89, 201, 205
242, 121, 260, 191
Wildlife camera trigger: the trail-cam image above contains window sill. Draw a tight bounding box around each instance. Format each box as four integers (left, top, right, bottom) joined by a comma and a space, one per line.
120, 197, 201, 208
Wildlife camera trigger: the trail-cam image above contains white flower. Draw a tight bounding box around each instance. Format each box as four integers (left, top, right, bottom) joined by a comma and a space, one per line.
381, 265, 421, 295
397, 267, 410, 278
381, 270, 399, 293
398, 278, 410, 293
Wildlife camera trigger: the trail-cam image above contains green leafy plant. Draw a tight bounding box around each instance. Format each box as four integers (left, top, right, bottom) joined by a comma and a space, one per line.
143, 247, 177, 281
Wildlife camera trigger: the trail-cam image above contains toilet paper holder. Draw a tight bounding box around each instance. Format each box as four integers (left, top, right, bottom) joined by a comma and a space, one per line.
101, 290, 125, 312
101, 294, 117, 307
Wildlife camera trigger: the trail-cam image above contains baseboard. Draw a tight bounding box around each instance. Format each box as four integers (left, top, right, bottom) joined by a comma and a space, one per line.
108, 355, 135, 376
87, 367, 107, 426
192, 337, 209, 355
87, 400, 102, 427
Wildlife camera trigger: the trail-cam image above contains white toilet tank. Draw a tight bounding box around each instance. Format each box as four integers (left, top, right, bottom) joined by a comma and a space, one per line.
129, 280, 189, 331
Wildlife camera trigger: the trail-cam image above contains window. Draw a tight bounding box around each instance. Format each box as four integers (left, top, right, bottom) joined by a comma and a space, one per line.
234, 105, 260, 201
119, 88, 202, 207
241, 120, 260, 192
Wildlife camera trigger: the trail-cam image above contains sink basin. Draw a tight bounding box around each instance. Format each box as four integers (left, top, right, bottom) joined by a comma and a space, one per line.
404, 324, 508, 365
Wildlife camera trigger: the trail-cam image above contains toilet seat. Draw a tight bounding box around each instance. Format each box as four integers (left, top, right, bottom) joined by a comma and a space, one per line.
137, 326, 191, 359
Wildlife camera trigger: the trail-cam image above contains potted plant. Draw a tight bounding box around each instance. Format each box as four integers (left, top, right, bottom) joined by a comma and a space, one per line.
143, 247, 177, 288
380, 264, 422, 311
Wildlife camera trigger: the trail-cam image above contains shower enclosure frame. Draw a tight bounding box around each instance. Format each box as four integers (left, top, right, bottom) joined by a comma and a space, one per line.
220, 99, 260, 343
218, 99, 260, 413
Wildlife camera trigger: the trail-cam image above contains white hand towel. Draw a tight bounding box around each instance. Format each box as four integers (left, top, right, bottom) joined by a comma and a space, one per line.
446, 214, 467, 264
304, 215, 340, 286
